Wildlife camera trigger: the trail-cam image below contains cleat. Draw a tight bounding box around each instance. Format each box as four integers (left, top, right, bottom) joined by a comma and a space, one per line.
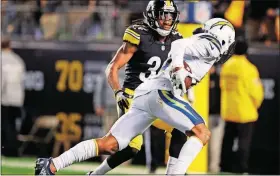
34, 158, 54, 175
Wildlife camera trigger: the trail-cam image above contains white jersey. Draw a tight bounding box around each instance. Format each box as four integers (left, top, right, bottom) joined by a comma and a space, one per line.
134, 33, 222, 97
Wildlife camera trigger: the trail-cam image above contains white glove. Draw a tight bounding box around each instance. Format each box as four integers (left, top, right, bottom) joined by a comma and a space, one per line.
171, 68, 196, 93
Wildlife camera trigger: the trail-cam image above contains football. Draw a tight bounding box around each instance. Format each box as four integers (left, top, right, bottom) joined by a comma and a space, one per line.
172, 61, 193, 90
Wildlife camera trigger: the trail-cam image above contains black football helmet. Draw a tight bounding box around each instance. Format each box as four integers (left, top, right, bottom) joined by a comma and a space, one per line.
143, 0, 180, 36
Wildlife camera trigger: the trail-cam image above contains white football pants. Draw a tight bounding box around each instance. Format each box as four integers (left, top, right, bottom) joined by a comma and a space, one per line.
110, 90, 205, 151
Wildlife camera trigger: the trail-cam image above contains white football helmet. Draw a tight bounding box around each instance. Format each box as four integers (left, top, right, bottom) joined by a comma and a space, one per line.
203, 18, 236, 64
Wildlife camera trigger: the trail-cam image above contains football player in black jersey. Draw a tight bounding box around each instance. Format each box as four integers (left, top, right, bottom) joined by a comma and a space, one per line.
91, 0, 188, 174
34, 1, 192, 175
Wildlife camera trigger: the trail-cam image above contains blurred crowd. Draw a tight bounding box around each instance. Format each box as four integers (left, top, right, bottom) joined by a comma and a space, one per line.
1, 0, 279, 44
1, 0, 137, 40
212, 0, 279, 45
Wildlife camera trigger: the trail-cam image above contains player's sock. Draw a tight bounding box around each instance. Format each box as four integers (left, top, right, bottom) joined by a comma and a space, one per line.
92, 145, 138, 174
52, 139, 98, 172
107, 146, 139, 168
92, 158, 112, 174
166, 129, 187, 174
171, 136, 203, 174
169, 129, 187, 157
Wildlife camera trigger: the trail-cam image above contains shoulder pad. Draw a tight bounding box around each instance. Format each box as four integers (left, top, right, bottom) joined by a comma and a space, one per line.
171, 30, 182, 36
131, 24, 149, 32
171, 30, 183, 40
123, 25, 142, 46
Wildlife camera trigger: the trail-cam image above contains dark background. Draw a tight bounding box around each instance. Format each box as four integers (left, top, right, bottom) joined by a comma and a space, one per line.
12, 41, 279, 173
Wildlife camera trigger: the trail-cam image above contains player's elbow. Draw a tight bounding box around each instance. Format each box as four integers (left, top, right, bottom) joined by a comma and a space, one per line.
105, 64, 111, 78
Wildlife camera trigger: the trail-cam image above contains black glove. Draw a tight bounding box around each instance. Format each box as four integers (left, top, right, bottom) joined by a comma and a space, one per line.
115, 89, 133, 111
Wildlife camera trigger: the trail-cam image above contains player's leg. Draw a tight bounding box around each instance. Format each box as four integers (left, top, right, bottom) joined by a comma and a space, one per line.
35, 135, 117, 175
152, 119, 187, 174
144, 127, 152, 172
152, 119, 173, 173
35, 107, 154, 175
145, 125, 164, 173
93, 95, 152, 175
167, 87, 194, 169
93, 135, 143, 175
92, 89, 143, 174
149, 90, 210, 174
165, 128, 187, 174
170, 129, 187, 158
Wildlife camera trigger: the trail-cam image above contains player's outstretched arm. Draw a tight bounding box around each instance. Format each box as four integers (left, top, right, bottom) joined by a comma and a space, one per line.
105, 42, 137, 111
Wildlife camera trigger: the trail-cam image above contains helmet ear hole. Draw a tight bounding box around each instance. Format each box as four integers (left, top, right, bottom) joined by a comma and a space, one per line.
222, 40, 225, 45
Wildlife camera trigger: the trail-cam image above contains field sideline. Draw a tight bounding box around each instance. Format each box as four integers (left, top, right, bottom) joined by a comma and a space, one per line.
1, 156, 167, 175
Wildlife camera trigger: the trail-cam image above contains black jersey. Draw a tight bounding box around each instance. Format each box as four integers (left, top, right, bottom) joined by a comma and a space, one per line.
122, 24, 182, 90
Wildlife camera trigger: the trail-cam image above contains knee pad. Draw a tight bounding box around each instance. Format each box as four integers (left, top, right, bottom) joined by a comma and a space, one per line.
169, 129, 187, 158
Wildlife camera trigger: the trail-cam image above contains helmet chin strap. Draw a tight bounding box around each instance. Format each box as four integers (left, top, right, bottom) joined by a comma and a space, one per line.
156, 28, 171, 36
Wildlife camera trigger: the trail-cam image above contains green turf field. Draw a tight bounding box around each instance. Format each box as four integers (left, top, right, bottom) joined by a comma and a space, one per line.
1, 156, 232, 175
2, 165, 86, 175
1, 156, 166, 175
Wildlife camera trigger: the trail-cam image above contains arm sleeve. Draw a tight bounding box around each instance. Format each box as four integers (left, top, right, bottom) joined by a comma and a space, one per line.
245, 67, 264, 108
122, 26, 141, 46
171, 35, 221, 83
170, 39, 188, 68
171, 35, 221, 67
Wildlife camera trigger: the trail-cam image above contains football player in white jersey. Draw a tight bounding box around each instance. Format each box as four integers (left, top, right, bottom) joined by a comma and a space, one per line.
34, 18, 235, 175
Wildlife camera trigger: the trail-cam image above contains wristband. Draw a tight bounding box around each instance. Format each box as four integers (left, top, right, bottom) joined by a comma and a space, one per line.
114, 89, 123, 97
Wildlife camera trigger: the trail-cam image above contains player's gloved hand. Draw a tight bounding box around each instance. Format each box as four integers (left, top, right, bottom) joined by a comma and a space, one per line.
114, 89, 133, 111
171, 68, 197, 93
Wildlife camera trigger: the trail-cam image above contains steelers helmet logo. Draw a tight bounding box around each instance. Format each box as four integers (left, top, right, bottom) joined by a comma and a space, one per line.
164, 0, 173, 7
